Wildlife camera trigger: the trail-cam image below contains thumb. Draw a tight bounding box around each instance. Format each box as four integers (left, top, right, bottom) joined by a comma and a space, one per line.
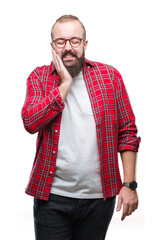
116, 196, 122, 211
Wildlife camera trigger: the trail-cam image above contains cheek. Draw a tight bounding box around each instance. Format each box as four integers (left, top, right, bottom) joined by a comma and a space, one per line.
76, 48, 84, 58
55, 49, 62, 58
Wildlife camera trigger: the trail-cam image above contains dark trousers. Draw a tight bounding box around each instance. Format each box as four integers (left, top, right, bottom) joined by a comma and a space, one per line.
34, 194, 116, 240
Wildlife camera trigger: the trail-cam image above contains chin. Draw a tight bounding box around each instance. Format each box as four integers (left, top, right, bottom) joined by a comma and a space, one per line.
63, 60, 76, 66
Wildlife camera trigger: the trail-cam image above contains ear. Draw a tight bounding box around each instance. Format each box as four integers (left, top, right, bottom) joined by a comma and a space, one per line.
50, 42, 54, 49
84, 40, 88, 51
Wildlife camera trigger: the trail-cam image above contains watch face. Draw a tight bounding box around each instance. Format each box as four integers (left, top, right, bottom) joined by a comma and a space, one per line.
131, 181, 137, 190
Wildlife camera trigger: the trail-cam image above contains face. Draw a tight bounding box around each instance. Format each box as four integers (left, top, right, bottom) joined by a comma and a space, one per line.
51, 20, 88, 77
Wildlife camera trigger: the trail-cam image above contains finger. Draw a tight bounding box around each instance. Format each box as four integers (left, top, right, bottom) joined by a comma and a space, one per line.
135, 199, 139, 210
116, 196, 122, 211
55, 54, 65, 76
126, 202, 136, 216
51, 48, 57, 65
128, 207, 133, 216
51, 49, 61, 71
121, 204, 129, 221
132, 204, 137, 213
51, 47, 56, 57
52, 49, 63, 67
130, 197, 138, 212
55, 53, 63, 68
132, 200, 138, 212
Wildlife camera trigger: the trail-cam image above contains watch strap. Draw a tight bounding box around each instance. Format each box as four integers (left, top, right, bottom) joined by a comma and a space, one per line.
123, 181, 137, 190
123, 182, 131, 188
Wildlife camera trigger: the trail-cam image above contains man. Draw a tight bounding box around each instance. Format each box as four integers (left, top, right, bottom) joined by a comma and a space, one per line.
22, 15, 141, 240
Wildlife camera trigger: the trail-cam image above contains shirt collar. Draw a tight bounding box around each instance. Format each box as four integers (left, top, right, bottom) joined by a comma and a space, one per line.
49, 58, 95, 75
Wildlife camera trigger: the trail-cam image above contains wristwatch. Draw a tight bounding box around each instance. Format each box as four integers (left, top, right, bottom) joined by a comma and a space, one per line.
123, 181, 137, 190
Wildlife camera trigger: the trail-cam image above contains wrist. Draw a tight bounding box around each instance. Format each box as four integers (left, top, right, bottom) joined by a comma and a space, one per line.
62, 80, 73, 87
123, 181, 138, 190
58, 82, 72, 102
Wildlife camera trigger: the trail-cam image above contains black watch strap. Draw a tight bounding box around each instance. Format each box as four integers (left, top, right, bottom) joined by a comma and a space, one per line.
123, 181, 137, 190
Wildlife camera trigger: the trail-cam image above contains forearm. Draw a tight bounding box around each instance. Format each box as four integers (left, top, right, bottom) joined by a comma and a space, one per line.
58, 81, 72, 102
22, 88, 64, 134
120, 150, 137, 182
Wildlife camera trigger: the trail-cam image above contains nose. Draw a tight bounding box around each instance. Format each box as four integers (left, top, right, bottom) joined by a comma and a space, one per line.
64, 40, 73, 51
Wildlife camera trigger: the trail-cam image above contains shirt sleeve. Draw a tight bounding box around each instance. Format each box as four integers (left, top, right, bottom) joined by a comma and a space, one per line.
116, 71, 141, 152
21, 69, 65, 134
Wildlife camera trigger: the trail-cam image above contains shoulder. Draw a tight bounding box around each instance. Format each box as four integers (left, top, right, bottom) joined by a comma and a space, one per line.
28, 63, 51, 78
86, 59, 123, 86
92, 60, 121, 76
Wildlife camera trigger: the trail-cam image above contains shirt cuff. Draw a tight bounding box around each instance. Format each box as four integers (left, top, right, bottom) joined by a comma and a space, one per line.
49, 87, 65, 111
118, 136, 141, 152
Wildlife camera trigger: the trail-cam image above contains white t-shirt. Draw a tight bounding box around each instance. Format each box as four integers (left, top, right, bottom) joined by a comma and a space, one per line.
50, 71, 103, 198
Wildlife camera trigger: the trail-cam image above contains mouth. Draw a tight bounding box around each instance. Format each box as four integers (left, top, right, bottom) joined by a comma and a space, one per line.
63, 54, 76, 60
62, 51, 78, 61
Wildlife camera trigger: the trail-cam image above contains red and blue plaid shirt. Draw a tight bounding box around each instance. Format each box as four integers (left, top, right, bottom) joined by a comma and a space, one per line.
22, 59, 141, 201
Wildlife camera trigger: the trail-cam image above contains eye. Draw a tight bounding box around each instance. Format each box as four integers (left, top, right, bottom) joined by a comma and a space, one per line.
56, 39, 65, 45
71, 38, 80, 45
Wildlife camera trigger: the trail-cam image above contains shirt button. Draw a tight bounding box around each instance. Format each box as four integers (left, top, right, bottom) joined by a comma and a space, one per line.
53, 151, 56, 154
50, 171, 53, 174
55, 130, 58, 133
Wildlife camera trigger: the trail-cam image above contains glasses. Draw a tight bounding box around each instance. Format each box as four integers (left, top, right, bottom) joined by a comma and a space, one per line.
53, 37, 85, 49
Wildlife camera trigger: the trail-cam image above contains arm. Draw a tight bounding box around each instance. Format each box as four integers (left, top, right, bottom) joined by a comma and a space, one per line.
21, 49, 73, 134
21, 73, 65, 134
52, 48, 73, 102
116, 151, 138, 221
121, 150, 136, 183
116, 71, 141, 152
115, 71, 140, 220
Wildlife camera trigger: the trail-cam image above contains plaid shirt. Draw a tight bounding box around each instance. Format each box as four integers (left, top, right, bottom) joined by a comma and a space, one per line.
22, 59, 141, 201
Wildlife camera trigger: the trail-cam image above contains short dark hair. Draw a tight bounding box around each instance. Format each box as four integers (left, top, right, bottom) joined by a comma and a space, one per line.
51, 15, 86, 40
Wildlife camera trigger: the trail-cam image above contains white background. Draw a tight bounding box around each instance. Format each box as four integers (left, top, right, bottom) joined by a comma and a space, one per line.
0, 0, 161, 239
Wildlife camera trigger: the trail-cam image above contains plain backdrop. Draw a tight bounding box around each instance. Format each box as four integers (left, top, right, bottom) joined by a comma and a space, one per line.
0, 0, 161, 239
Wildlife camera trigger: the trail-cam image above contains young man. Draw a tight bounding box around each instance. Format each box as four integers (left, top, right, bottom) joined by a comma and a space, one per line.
22, 15, 141, 240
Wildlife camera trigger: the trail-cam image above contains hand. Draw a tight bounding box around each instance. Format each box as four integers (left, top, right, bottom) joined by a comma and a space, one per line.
51, 47, 73, 85
116, 187, 138, 221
